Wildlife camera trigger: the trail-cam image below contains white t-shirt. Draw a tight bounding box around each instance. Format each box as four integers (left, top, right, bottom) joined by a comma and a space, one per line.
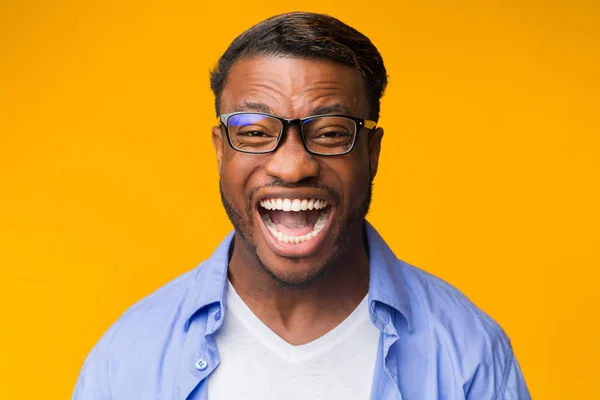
207, 282, 380, 399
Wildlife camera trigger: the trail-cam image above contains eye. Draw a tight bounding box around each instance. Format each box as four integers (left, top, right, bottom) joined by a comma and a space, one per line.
236, 125, 279, 138
243, 131, 268, 137
319, 131, 352, 138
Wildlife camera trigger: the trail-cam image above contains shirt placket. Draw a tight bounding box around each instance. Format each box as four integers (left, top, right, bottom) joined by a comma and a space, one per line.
173, 306, 223, 400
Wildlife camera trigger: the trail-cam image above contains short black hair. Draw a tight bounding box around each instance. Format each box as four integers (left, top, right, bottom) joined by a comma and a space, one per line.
209, 12, 388, 121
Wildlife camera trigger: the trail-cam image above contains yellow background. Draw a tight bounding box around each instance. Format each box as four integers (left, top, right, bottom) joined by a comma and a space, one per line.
1, 1, 598, 398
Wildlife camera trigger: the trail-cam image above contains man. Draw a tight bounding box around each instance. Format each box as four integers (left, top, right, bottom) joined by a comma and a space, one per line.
73, 12, 531, 400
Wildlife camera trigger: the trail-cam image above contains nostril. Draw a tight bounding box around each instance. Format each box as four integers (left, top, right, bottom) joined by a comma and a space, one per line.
264, 148, 319, 183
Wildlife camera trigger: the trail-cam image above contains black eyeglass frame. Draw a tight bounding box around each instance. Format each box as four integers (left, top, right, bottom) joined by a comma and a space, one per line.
218, 112, 378, 156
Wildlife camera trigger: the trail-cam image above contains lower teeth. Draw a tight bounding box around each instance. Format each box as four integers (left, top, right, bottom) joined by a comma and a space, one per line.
263, 209, 330, 244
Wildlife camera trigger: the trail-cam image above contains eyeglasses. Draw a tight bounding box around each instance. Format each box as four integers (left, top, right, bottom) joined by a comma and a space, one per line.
218, 112, 377, 156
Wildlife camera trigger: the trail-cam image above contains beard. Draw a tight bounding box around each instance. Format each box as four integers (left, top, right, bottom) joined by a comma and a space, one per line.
220, 178, 373, 290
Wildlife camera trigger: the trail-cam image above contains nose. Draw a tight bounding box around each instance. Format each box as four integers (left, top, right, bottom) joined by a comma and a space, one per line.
264, 126, 319, 183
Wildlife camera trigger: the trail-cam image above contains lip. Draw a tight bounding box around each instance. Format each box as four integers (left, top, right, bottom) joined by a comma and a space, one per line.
255, 197, 334, 258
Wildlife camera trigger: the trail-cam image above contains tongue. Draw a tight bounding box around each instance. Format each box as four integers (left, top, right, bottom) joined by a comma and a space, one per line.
269, 210, 320, 236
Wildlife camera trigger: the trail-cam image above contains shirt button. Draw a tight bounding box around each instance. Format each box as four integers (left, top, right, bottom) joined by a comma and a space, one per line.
214, 311, 222, 321
195, 358, 208, 371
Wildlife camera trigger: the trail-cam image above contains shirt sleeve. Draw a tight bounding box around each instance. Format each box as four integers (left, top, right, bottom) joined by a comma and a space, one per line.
500, 354, 531, 400
465, 332, 531, 400
72, 343, 112, 400
71, 319, 119, 400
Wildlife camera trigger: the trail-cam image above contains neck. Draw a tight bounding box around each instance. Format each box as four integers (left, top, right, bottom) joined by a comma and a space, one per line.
227, 229, 370, 345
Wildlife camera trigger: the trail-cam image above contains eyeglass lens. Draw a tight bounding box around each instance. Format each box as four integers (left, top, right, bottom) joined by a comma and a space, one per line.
227, 113, 357, 154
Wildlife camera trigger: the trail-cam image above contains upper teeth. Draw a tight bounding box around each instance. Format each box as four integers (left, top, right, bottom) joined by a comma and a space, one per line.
259, 198, 328, 212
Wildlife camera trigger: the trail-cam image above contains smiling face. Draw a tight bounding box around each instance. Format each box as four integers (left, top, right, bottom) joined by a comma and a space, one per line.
212, 56, 383, 287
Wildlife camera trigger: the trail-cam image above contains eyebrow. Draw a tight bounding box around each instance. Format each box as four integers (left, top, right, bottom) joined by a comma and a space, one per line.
236, 101, 273, 113
234, 102, 355, 117
310, 104, 354, 116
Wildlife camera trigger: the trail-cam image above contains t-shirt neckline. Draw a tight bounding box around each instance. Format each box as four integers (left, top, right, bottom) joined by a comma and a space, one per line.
225, 280, 371, 362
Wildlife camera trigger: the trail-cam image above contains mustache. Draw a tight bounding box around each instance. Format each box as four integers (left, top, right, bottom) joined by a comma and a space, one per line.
246, 178, 342, 209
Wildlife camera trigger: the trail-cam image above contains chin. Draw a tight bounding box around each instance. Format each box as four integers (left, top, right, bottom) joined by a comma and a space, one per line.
220, 181, 368, 286
258, 256, 334, 290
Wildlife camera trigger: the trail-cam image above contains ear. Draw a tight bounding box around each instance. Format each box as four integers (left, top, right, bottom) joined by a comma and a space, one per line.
212, 124, 225, 174
367, 127, 384, 181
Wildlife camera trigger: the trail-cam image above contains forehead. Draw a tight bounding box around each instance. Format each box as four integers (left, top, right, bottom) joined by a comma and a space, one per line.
220, 56, 369, 118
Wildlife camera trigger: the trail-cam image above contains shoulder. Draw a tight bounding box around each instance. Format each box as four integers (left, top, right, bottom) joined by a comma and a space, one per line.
403, 262, 506, 340
400, 261, 519, 396
73, 264, 206, 398
108, 264, 203, 342
90, 231, 234, 352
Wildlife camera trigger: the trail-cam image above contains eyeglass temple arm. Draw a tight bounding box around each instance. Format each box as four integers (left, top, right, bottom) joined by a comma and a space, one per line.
364, 120, 377, 130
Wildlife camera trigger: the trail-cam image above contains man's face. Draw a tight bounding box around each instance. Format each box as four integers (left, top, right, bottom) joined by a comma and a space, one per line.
212, 56, 383, 287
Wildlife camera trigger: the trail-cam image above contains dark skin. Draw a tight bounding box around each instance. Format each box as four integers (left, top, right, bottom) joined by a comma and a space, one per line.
212, 56, 384, 345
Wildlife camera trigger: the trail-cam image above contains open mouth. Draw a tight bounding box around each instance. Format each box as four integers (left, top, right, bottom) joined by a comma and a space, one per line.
258, 198, 332, 246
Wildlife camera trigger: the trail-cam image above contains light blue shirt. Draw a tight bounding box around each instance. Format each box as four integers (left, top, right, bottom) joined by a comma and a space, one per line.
73, 223, 531, 399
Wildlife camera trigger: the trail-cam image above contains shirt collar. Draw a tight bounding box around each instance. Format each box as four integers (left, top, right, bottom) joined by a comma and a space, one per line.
183, 222, 412, 331
182, 231, 232, 327
365, 221, 413, 331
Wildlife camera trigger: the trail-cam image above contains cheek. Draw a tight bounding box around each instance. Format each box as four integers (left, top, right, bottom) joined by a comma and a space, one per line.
222, 148, 251, 181
346, 165, 371, 200
350, 143, 373, 185
220, 151, 264, 204
323, 157, 370, 206
343, 156, 372, 207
